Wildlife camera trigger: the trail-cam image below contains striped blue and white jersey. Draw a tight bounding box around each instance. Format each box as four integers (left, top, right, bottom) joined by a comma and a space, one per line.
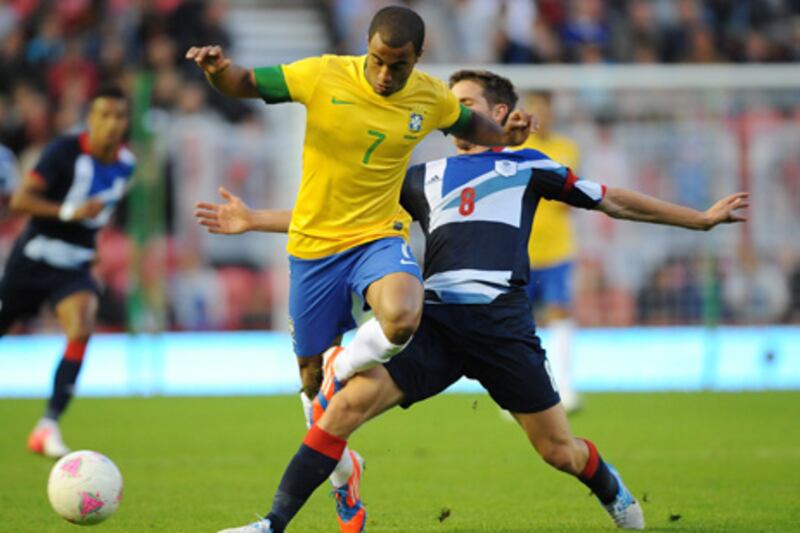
17, 133, 135, 269
401, 148, 604, 304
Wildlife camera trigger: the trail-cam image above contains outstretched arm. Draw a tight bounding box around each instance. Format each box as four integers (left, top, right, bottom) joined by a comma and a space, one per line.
195, 187, 291, 234
186, 45, 260, 99
597, 188, 749, 231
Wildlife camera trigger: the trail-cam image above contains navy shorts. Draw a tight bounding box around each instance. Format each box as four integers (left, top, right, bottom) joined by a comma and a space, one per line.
0, 245, 99, 334
384, 292, 561, 413
288, 237, 422, 357
525, 260, 574, 309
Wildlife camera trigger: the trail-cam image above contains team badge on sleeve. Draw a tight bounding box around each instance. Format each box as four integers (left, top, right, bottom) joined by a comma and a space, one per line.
409, 113, 423, 132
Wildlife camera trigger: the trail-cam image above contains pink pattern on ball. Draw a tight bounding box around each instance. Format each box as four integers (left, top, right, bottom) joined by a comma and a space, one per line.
79, 492, 105, 517
61, 458, 82, 478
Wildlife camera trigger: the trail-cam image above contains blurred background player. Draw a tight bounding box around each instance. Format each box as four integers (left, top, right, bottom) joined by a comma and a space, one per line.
188, 6, 530, 532
518, 91, 582, 412
0, 87, 134, 458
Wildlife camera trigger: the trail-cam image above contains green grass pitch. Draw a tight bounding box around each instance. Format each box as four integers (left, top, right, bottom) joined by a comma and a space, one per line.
2, 392, 798, 532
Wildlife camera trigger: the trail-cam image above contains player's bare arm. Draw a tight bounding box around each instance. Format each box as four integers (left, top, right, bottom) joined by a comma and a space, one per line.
598, 188, 749, 231
10, 173, 104, 221
194, 187, 291, 234
186, 45, 260, 99
457, 109, 532, 147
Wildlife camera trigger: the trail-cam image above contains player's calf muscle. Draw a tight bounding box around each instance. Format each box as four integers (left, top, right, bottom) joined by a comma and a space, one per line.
538, 442, 581, 473
321, 369, 400, 437
319, 394, 365, 438
367, 273, 423, 343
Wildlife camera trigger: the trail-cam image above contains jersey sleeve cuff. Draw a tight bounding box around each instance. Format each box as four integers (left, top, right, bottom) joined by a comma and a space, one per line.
441, 104, 472, 136
253, 66, 292, 103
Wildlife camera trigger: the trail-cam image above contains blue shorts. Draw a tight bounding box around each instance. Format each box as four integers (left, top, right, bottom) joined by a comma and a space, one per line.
288, 237, 422, 357
525, 261, 574, 309
384, 291, 560, 413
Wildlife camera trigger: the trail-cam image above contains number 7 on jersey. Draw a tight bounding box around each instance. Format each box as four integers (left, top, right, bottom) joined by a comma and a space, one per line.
363, 130, 386, 164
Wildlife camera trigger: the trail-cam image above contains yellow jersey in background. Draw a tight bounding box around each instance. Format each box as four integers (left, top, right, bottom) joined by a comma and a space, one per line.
517, 133, 581, 268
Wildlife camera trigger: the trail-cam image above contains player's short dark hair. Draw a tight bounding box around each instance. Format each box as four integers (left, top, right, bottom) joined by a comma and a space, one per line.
449, 70, 519, 122
91, 85, 128, 104
368, 6, 425, 55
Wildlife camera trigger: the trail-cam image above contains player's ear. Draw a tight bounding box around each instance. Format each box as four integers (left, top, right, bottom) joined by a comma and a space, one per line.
407, 37, 423, 63
493, 103, 509, 125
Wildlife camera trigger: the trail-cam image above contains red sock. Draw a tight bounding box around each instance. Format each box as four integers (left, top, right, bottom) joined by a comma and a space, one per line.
580, 438, 600, 479
577, 438, 619, 504
64, 339, 88, 362
303, 424, 347, 461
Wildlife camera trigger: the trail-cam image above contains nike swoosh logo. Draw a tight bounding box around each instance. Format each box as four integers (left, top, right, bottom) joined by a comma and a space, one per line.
400, 259, 417, 266
331, 97, 355, 105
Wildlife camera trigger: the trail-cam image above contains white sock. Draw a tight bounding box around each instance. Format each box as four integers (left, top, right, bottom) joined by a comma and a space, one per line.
299, 392, 313, 429
329, 447, 354, 488
36, 417, 58, 429
550, 319, 578, 408
333, 317, 409, 381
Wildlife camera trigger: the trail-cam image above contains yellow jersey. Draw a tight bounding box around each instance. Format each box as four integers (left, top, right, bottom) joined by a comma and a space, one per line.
517, 133, 581, 268
254, 55, 468, 259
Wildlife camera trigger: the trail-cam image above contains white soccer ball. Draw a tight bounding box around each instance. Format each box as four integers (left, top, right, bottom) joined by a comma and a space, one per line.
47, 450, 123, 525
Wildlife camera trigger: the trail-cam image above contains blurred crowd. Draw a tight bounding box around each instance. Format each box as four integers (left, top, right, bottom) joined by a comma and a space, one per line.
328, 0, 800, 64
0, 0, 799, 333
569, 104, 800, 327
0, 0, 279, 333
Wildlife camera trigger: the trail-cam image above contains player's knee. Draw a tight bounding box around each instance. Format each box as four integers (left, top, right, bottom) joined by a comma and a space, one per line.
378, 305, 421, 344
381, 320, 416, 345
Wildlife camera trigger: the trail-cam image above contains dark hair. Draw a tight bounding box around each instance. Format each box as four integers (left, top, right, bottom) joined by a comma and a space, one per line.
449, 69, 518, 121
368, 6, 425, 55
91, 85, 128, 104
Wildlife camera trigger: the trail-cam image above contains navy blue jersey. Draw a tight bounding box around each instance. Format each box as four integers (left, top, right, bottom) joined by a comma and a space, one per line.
17, 133, 135, 269
401, 148, 604, 304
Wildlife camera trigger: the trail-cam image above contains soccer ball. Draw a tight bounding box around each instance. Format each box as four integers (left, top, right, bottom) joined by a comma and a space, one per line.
47, 450, 123, 525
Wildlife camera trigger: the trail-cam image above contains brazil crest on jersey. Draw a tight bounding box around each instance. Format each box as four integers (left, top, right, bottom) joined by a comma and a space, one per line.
400, 148, 605, 304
